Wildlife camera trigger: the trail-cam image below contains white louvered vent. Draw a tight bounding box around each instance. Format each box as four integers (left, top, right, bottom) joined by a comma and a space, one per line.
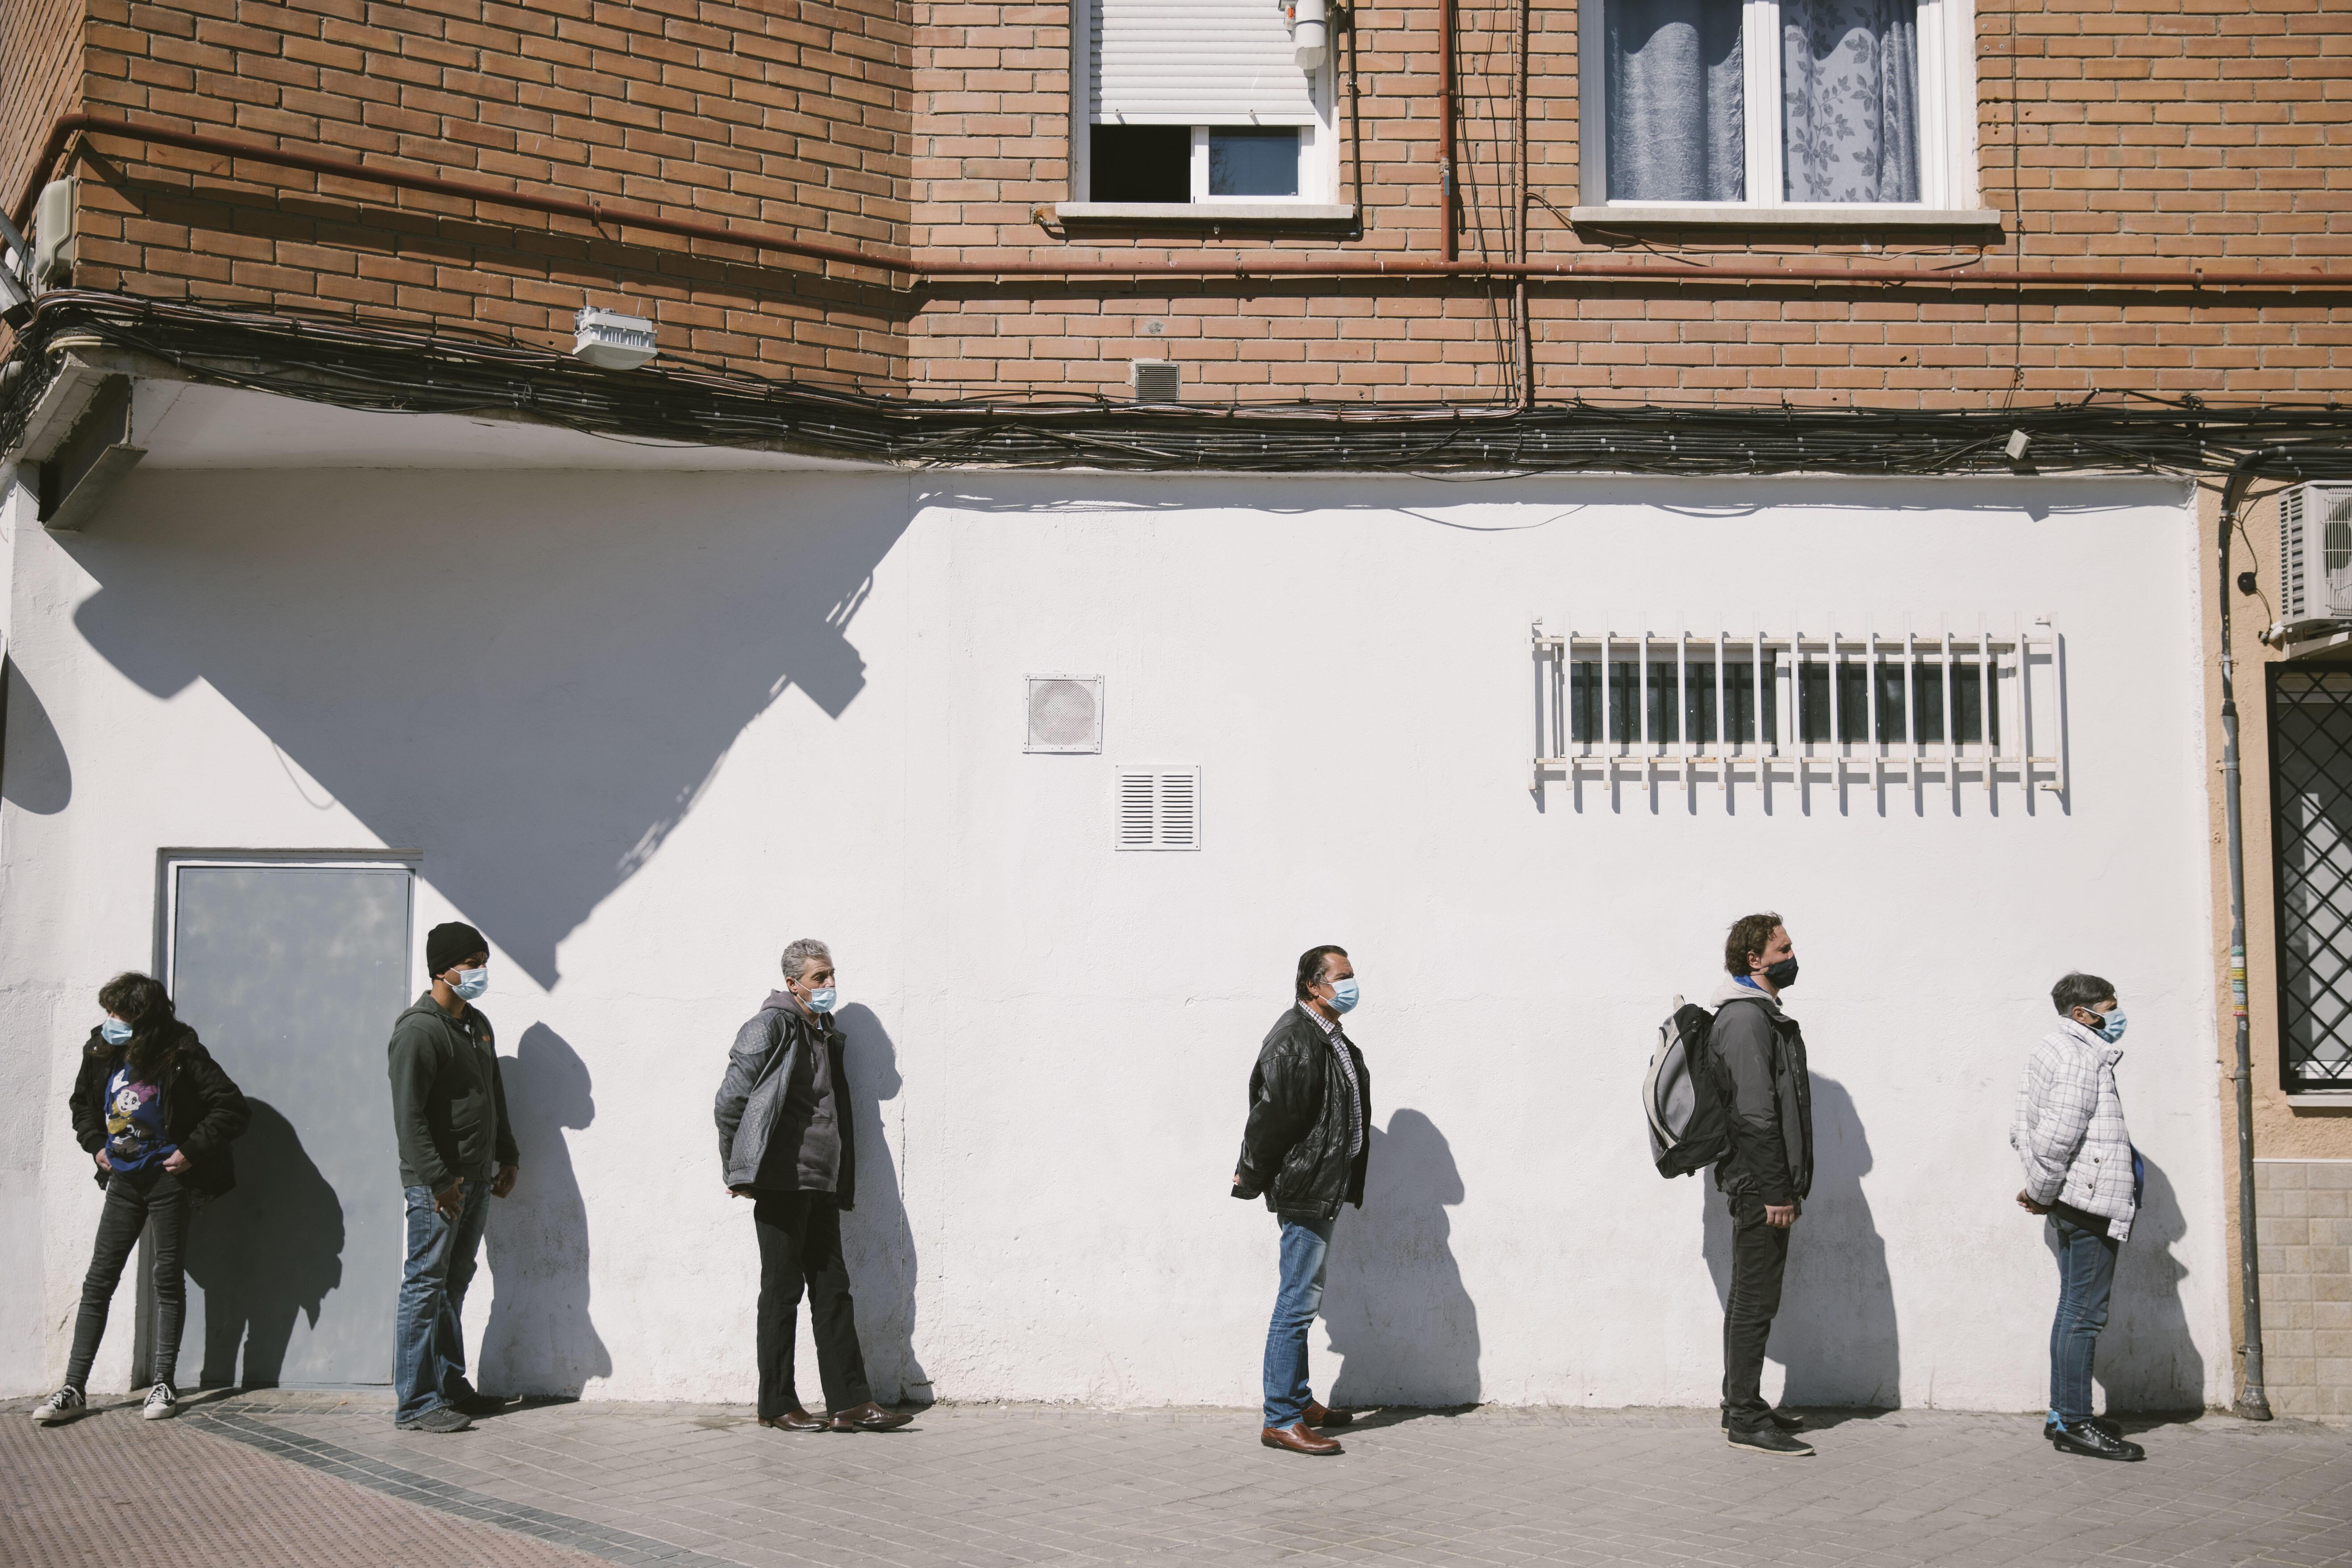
1115, 766, 1201, 850
2281, 484, 2352, 628
1130, 359, 1180, 402
1090, 0, 1324, 125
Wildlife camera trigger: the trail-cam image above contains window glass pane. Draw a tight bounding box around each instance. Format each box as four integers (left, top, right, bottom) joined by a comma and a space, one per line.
1208, 129, 1299, 196
1609, 659, 1643, 743
1606, 0, 1744, 201
1914, 658, 1945, 741
1952, 661, 1994, 747
1836, 658, 1870, 743
1091, 125, 1191, 202
1569, 660, 1600, 743
1873, 660, 1907, 743
1798, 657, 1831, 743
1781, 0, 1920, 202
1685, 659, 1718, 745
1724, 657, 1773, 744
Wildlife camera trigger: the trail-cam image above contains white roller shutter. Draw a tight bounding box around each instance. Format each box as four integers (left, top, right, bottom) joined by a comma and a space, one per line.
1089, 0, 1324, 125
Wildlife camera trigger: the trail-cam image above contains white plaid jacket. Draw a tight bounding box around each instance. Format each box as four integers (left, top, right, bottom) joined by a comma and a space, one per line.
2009, 1019, 2136, 1241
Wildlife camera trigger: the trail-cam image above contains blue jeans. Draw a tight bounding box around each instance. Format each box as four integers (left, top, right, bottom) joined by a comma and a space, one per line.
2049, 1203, 2120, 1422
395, 1178, 490, 1423
1261, 1215, 1335, 1429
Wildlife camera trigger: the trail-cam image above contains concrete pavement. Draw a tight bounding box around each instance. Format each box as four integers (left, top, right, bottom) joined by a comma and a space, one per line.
5, 1392, 2349, 1567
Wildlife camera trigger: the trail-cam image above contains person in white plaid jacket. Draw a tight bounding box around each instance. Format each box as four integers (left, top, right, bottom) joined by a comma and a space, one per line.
2009, 971, 2145, 1463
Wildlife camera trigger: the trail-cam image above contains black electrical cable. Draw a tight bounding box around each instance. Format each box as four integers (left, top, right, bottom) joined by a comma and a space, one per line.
7, 291, 2352, 477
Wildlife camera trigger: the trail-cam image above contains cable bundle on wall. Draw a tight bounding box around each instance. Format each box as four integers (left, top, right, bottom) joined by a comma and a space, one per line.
8, 291, 2352, 479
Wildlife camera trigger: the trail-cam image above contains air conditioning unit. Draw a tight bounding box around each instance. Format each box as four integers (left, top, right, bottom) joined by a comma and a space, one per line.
2279, 483, 2352, 645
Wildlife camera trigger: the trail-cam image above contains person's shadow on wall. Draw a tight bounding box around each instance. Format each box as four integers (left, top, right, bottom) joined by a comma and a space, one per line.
1322, 1109, 1482, 1409
2052, 1149, 2204, 1413
480, 1025, 611, 1397
1703, 1073, 1900, 1410
834, 1004, 928, 1404
183, 1101, 344, 1388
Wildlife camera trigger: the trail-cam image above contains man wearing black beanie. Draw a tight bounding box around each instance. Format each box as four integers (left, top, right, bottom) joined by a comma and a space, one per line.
386, 920, 519, 1433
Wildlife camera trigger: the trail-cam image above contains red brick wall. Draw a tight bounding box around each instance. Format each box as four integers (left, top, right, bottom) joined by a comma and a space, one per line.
906, 0, 2352, 404
2, 0, 82, 231
62, 0, 912, 383
14, 0, 2352, 403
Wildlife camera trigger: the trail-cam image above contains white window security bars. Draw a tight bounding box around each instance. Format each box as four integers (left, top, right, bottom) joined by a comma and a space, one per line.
1531, 616, 2065, 812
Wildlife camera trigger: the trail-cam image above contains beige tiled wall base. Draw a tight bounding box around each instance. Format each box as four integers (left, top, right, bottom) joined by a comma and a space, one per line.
2256, 1160, 2352, 1422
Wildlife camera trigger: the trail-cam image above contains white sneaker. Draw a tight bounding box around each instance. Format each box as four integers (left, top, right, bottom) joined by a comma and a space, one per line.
31, 1386, 85, 1424
141, 1382, 178, 1421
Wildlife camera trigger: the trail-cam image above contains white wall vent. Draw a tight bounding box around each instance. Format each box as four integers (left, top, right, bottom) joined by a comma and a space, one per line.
1115, 766, 1201, 850
1025, 674, 1104, 753
1130, 359, 1180, 402
2280, 483, 2352, 641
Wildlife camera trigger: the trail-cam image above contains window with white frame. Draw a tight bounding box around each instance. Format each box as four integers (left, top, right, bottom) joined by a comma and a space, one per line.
1580, 0, 1981, 215
1530, 617, 2064, 812
1070, 0, 1340, 210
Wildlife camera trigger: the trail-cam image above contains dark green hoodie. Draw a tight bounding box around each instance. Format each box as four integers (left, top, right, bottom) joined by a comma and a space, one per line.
387, 991, 518, 1191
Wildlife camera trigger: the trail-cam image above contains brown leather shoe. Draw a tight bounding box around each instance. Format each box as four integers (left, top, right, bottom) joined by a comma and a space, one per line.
758, 1408, 828, 1433
1261, 1421, 1344, 1455
829, 1401, 914, 1433
1303, 1401, 1353, 1429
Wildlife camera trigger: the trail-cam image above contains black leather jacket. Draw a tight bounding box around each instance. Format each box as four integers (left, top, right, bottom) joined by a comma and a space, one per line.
1232, 1004, 1370, 1221
70, 1023, 250, 1197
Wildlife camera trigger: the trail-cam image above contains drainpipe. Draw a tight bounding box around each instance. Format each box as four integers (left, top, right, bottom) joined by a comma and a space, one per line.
1513, 0, 1532, 410
1439, 0, 1457, 262
2213, 445, 2311, 1424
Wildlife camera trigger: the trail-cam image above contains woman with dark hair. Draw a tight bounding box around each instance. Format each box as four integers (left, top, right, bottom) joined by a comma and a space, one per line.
31, 973, 249, 1425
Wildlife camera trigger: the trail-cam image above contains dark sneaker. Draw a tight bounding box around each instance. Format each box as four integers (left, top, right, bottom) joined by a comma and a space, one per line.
395, 1405, 474, 1434
2051, 1417, 2143, 1461
2044, 1414, 2121, 1442
1721, 1406, 1805, 1432
452, 1392, 510, 1417
1727, 1422, 1815, 1457
141, 1382, 179, 1421
31, 1386, 85, 1425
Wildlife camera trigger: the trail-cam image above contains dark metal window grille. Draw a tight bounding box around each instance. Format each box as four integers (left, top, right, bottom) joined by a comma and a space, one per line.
2269, 665, 2352, 1090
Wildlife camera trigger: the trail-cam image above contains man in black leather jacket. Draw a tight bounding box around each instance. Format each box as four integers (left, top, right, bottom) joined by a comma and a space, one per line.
1232, 945, 1371, 1456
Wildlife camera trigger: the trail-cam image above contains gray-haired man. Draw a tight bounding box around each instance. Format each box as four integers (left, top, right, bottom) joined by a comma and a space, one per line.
714, 938, 909, 1434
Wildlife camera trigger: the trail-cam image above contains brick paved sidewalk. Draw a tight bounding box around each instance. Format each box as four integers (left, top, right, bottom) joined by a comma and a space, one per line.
5, 1392, 2350, 1568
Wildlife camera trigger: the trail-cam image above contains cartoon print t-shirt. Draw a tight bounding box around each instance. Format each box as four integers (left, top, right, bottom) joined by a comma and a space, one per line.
104, 1066, 175, 1173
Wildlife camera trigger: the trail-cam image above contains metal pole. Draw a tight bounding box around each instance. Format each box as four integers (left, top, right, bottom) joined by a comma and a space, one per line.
2217, 454, 2281, 1422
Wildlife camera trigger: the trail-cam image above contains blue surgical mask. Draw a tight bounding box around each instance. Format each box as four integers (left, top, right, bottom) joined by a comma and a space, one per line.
2090, 1008, 2127, 1044
100, 1016, 134, 1046
804, 986, 838, 1015
1325, 978, 1359, 1015
450, 967, 489, 1001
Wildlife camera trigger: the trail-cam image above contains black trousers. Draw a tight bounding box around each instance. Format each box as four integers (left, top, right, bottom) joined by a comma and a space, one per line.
68, 1169, 190, 1390
1721, 1190, 1791, 1425
753, 1191, 872, 1418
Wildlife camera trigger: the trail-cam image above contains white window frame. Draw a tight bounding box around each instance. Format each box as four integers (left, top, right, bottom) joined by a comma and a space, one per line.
1528, 615, 2064, 813
1062, 0, 1349, 221
1574, 0, 1995, 228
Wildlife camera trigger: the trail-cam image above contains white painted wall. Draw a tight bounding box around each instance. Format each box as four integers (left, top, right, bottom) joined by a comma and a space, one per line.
0, 459, 2228, 1412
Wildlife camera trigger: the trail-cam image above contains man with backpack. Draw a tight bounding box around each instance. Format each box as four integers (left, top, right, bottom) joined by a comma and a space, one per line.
1711, 913, 1815, 1457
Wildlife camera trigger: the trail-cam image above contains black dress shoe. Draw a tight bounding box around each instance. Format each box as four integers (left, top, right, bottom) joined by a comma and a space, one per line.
759, 1408, 828, 1433
2051, 1417, 2143, 1461
1303, 1400, 1354, 1429
1726, 1422, 1815, 1457
829, 1401, 914, 1432
2044, 1414, 2122, 1442
1721, 1406, 1805, 1432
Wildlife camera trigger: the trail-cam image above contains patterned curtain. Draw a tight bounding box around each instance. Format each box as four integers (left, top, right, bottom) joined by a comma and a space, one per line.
1781, 0, 1921, 203
1606, 0, 1746, 203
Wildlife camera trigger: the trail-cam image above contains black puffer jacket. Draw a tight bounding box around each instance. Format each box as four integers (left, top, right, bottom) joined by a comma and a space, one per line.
69, 1023, 250, 1197
1232, 1004, 1371, 1222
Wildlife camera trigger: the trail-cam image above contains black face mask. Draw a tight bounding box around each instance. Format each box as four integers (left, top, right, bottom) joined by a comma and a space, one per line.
1762, 957, 1799, 990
